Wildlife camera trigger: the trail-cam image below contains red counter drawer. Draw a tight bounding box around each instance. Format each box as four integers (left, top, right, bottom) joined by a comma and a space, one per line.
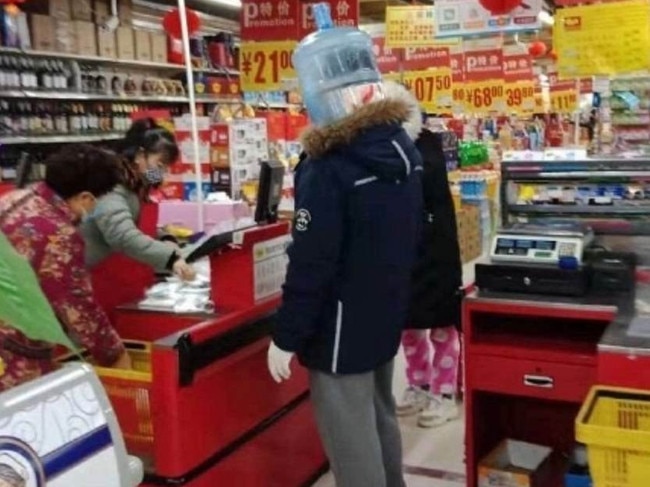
468, 355, 596, 403
598, 352, 650, 389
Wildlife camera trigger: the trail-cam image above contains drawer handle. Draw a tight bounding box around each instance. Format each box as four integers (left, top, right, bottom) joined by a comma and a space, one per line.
523, 374, 554, 389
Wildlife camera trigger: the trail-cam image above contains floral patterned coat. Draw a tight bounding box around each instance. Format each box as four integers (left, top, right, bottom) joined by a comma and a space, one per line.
0, 183, 124, 392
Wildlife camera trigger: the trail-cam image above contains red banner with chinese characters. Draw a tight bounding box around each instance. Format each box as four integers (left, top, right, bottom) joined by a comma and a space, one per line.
403, 47, 451, 71
373, 37, 401, 74
450, 51, 464, 83
464, 48, 503, 82
503, 53, 533, 83
297, 0, 359, 39
241, 0, 300, 41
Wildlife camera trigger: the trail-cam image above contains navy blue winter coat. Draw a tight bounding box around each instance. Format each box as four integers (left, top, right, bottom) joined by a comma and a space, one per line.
274, 99, 424, 375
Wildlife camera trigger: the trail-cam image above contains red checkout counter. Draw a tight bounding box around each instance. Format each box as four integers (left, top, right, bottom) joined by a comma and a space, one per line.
93, 221, 327, 487
463, 286, 650, 487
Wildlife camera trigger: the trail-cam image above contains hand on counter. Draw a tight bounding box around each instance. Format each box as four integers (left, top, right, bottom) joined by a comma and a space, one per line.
173, 258, 197, 282
268, 341, 295, 383
112, 350, 133, 370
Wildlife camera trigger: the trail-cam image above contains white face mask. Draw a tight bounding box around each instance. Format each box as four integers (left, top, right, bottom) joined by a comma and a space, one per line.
144, 167, 165, 186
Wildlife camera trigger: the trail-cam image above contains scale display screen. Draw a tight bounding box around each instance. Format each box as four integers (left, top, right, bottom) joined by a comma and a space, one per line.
495, 238, 556, 255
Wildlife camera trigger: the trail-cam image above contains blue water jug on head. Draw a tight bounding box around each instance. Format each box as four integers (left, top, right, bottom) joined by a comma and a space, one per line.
292, 2, 382, 127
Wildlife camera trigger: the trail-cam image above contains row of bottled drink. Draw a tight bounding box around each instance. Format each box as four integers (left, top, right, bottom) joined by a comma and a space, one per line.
0, 56, 72, 91
0, 101, 187, 137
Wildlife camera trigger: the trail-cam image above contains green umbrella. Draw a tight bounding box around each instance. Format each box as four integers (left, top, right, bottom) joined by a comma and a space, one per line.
0, 230, 77, 350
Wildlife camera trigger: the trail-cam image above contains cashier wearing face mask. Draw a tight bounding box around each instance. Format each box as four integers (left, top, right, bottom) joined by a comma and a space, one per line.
0, 145, 131, 392
80, 118, 195, 281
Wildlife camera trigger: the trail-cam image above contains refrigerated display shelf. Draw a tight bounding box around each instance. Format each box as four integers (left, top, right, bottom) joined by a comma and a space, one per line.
509, 204, 650, 216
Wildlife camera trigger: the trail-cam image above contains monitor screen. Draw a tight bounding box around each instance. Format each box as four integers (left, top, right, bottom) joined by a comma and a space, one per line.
255, 160, 285, 224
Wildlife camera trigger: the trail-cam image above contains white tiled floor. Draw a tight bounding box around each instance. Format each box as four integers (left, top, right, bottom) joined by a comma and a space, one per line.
312, 349, 466, 487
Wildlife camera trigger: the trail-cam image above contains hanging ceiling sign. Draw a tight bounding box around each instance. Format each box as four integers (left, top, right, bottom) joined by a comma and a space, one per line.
434, 0, 542, 38
385, 5, 436, 47
373, 37, 401, 74
241, 0, 300, 42
297, 0, 360, 39
403, 47, 451, 71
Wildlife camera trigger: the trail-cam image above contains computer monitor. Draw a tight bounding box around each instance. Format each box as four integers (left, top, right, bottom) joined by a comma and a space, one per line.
254, 160, 285, 224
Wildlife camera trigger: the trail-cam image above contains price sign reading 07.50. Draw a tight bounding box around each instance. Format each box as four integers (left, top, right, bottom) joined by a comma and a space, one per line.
240, 41, 297, 92
401, 69, 453, 112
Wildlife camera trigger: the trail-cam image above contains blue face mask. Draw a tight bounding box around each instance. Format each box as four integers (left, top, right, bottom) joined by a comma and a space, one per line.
144, 167, 165, 186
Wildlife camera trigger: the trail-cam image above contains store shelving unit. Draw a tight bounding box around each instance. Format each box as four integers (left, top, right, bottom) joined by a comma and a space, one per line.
0, 132, 125, 145
501, 158, 650, 234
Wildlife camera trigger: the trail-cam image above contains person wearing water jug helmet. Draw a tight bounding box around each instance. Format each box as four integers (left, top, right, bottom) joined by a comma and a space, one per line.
267, 4, 423, 487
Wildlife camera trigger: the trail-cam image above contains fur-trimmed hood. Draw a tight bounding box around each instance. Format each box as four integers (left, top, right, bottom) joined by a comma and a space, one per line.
381, 80, 423, 141
301, 97, 413, 159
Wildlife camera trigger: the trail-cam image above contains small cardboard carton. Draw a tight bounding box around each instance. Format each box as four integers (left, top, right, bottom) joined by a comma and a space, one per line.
478, 440, 552, 487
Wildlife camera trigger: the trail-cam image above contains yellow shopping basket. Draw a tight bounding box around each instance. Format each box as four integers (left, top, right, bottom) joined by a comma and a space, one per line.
576, 386, 650, 487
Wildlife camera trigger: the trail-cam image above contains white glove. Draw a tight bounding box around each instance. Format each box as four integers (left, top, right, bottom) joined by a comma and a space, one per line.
267, 341, 295, 383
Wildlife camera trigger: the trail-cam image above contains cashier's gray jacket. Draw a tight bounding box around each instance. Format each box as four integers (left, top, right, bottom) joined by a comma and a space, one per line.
81, 184, 174, 271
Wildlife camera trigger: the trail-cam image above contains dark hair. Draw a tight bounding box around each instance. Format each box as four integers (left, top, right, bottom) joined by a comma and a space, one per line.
120, 118, 179, 166
45, 145, 121, 200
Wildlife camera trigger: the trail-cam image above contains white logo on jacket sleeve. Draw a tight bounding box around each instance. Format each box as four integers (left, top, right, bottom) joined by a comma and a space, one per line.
294, 209, 312, 232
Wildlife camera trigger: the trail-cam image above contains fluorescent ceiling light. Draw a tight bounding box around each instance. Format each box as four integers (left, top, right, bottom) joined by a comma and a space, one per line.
538, 11, 554, 26
207, 0, 241, 7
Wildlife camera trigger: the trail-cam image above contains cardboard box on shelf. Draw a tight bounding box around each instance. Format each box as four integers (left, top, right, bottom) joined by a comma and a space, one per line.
150, 33, 167, 63
54, 20, 76, 54
134, 30, 152, 61
94, 0, 111, 24
119, 0, 133, 25
478, 440, 552, 487
74, 21, 97, 56
97, 27, 117, 58
30, 15, 56, 51
72, 0, 93, 21
116, 26, 135, 60
49, 0, 71, 20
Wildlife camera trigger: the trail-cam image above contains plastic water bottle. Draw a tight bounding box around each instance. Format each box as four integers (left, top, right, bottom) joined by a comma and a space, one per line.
292, 2, 381, 126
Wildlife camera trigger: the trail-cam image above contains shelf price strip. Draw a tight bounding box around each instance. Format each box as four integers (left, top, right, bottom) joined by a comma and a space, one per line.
240, 41, 297, 92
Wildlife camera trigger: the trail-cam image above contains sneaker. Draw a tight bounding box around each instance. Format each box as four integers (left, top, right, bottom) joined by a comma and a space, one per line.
417, 395, 459, 428
396, 386, 430, 417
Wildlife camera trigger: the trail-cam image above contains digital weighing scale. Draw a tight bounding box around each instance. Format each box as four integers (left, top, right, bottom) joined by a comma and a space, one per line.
490, 223, 595, 266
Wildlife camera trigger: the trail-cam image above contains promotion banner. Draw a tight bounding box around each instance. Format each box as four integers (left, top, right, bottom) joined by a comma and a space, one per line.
434, 0, 541, 38
385, 5, 436, 47
504, 81, 535, 114
373, 37, 401, 74
503, 51, 533, 83
403, 47, 451, 71
464, 47, 503, 82
554, 0, 650, 77
240, 41, 297, 91
450, 47, 465, 113
463, 81, 505, 113
297, 0, 359, 39
386, 69, 453, 113
241, 0, 299, 41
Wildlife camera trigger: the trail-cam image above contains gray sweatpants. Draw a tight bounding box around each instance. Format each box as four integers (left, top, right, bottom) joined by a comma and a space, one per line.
309, 360, 406, 487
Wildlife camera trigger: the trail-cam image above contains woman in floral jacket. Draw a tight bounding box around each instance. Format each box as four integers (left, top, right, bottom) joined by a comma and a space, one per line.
0, 145, 131, 392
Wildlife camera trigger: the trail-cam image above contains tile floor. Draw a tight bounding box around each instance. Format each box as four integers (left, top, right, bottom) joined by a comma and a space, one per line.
312, 349, 466, 487
311, 258, 479, 486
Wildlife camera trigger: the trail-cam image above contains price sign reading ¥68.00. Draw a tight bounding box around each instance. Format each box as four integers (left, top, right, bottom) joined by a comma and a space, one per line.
401, 69, 453, 112
504, 82, 535, 114
550, 89, 578, 113
240, 41, 297, 92
464, 81, 505, 113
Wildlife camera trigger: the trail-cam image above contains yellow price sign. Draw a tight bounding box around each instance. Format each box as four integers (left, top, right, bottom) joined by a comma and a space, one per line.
504, 82, 535, 114
463, 81, 505, 114
240, 41, 297, 92
550, 89, 578, 113
401, 69, 453, 113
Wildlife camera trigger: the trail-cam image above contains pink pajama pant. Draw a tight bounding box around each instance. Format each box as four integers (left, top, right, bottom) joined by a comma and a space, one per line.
401, 326, 461, 396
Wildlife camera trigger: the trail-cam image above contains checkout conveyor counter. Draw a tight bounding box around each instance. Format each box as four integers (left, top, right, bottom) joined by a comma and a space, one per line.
78, 222, 326, 487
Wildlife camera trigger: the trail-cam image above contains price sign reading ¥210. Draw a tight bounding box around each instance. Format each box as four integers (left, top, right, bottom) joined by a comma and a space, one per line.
240, 41, 297, 92
400, 69, 453, 112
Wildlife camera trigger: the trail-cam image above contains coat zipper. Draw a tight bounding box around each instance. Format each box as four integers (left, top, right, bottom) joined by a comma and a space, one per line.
331, 301, 343, 373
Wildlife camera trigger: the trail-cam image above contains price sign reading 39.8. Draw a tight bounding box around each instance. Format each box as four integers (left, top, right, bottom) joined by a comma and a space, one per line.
505, 82, 535, 114
240, 41, 297, 92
